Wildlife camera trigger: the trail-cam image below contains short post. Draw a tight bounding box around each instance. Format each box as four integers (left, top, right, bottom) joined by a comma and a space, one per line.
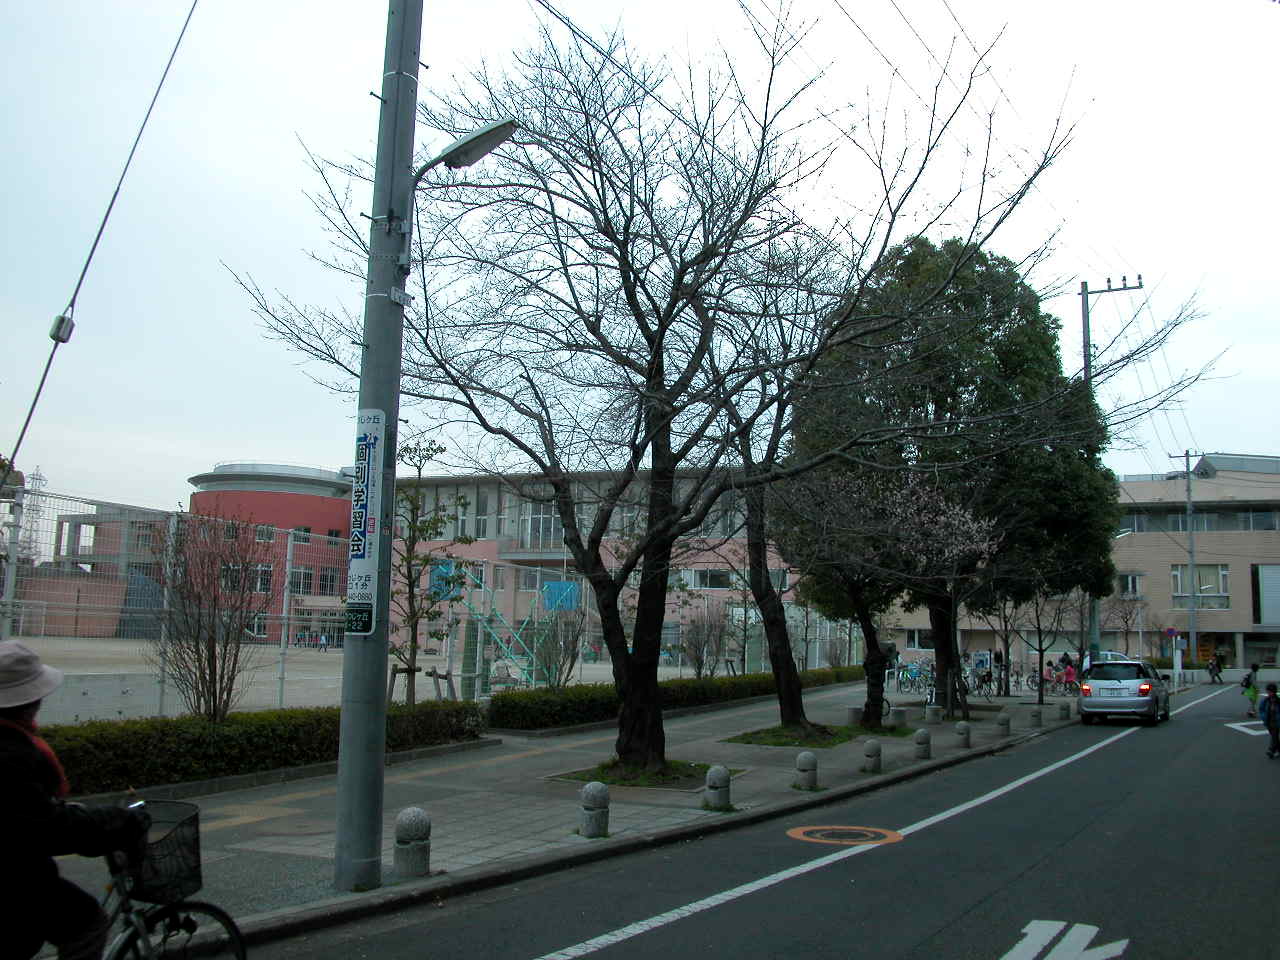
579, 782, 610, 838
847, 706, 860, 728
1029, 708, 1042, 728
1058, 702, 1071, 721
794, 751, 818, 790
955, 720, 971, 749
393, 806, 432, 878
925, 705, 942, 725
996, 712, 1012, 736
863, 738, 882, 773
888, 707, 907, 729
704, 764, 732, 810
914, 728, 931, 759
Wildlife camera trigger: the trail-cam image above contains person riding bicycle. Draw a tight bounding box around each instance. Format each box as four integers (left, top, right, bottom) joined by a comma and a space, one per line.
0, 641, 150, 960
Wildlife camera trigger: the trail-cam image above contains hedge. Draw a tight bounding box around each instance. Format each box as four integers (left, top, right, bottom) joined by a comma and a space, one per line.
487, 665, 865, 730
44, 699, 485, 797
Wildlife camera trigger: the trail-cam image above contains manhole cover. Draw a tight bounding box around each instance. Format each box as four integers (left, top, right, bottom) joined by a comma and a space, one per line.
786, 825, 903, 846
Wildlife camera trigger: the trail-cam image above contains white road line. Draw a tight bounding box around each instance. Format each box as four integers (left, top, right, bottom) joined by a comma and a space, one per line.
533, 687, 1227, 960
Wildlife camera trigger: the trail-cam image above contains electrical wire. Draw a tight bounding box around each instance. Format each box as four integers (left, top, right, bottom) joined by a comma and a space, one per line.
0, 1, 199, 494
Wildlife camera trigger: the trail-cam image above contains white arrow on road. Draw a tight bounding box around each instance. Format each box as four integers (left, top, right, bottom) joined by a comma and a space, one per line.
1225, 721, 1268, 737
1001, 921, 1129, 960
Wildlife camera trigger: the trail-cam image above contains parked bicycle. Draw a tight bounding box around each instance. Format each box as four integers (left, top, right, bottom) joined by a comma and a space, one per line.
100, 799, 245, 959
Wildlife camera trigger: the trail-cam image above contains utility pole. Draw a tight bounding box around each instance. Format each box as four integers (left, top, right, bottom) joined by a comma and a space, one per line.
1178, 449, 1197, 660
1080, 274, 1143, 655
334, 0, 424, 893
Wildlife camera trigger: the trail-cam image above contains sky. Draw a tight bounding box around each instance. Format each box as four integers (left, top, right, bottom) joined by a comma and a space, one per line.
2, 0, 1276, 510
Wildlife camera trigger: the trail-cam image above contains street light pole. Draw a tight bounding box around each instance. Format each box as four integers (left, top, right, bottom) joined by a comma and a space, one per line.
334, 0, 424, 894
334, 2, 516, 892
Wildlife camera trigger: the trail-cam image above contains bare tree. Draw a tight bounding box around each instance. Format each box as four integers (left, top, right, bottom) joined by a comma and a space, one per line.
1102, 590, 1149, 657
236, 13, 1196, 765
681, 601, 729, 680
149, 512, 272, 722
388, 439, 471, 707
532, 607, 587, 690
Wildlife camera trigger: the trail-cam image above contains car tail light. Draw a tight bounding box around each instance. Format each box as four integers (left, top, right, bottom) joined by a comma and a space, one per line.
1138, 682, 1152, 696
1080, 683, 1092, 697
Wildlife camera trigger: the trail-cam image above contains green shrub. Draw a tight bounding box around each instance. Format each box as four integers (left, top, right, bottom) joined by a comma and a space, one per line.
1149, 657, 1208, 671
45, 700, 483, 797
487, 664, 866, 730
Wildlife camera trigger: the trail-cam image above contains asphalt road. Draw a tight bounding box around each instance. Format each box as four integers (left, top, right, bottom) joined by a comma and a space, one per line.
250, 685, 1274, 960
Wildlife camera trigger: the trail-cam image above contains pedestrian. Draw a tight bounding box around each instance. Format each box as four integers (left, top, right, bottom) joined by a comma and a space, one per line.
320, 633, 329, 653
1260, 682, 1280, 759
1242, 662, 1260, 717
0, 641, 151, 960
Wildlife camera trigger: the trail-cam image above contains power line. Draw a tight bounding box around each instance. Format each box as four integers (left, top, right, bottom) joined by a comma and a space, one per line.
0, 0, 200, 494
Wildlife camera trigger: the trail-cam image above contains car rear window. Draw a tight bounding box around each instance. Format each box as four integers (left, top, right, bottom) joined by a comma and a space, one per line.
1088, 664, 1142, 681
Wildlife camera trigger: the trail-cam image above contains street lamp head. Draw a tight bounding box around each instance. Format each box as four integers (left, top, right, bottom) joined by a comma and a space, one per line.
440, 118, 518, 169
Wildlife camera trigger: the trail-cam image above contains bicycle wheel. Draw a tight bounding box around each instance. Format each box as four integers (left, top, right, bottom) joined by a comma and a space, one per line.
881, 696, 892, 717
109, 901, 245, 960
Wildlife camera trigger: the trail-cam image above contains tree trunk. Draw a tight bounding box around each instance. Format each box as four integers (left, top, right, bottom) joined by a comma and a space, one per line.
929, 601, 968, 720
854, 605, 886, 729
615, 651, 666, 768
406, 623, 418, 708
743, 485, 808, 727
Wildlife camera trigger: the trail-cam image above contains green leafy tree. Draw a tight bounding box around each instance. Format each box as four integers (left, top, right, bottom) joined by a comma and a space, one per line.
783, 237, 1118, 716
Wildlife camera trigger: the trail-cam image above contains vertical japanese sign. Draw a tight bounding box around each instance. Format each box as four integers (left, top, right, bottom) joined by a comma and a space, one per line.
345, 409, 385, 635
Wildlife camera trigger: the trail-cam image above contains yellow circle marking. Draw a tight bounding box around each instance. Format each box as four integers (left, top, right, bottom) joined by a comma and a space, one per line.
786, 825, 904, 846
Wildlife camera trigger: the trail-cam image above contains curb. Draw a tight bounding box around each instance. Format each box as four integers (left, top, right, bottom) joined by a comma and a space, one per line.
233, 715, 1078, 947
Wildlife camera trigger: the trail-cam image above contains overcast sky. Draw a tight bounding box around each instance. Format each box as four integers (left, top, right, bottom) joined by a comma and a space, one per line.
2, 0, 1275, 510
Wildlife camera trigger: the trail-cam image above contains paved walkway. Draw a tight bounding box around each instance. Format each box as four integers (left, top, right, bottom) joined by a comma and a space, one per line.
54, 681, 1096, 949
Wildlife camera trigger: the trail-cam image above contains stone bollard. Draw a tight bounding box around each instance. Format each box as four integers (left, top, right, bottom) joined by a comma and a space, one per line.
704, 764, 732, 810
863, 738, 882, 773
579, 782, 610, 838
889, 707, 907, 729
925, 705, 942, 725
394, 806, 432, 878
1058, 702, 1071, 721
847, 706, 860, 728
914, 728, 932, 760
996, 712, 1012, 736
1029, 708, 1042, 728
955, 721, 971, 749
794, 751, 818, 790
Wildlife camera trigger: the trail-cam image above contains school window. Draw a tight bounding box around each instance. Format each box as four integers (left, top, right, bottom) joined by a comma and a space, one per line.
223, 522, 239, 541
1117, 573, 1141, 597
254, 564, 273, 594
327, 528, 342, 541
456, 498, 469, 539
250, 613, 268, 637
1172, 563, 1229, 609
290, 566, 314, 595
469, 562, 485, 589
906, 629, 934, 650
694, 569, 734, 589
492, 565, 506, 592
255, 524, 275, 542
292, 526, 312, 544
474, 489, 489, 540
519, 567, 540, 591
770, 569, 788, 592
318, 566, 339, 597
220, 563, 244, 591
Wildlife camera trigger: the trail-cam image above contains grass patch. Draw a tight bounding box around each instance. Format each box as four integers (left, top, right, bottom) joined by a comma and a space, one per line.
725, 722, 911, 747
562, 759, 724, 790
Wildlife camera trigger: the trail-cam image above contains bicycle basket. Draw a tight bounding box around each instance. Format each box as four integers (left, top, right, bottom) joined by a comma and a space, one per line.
128, 800, 202, 904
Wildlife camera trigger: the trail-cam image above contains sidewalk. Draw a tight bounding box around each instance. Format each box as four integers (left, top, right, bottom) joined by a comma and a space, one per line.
56, 681, 1090, 948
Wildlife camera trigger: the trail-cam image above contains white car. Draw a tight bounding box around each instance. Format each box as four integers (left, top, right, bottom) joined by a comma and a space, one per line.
1079, 659, 1171, 726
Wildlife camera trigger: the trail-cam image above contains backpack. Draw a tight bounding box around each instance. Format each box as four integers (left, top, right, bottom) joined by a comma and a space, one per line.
1241, 673, 1252, 689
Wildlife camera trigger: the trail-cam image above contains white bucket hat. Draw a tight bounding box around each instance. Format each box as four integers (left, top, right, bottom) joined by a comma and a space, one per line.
0, 641, 64, 708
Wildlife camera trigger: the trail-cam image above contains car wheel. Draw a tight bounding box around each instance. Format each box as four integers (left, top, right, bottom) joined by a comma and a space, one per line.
1161, 700, 1171, 722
